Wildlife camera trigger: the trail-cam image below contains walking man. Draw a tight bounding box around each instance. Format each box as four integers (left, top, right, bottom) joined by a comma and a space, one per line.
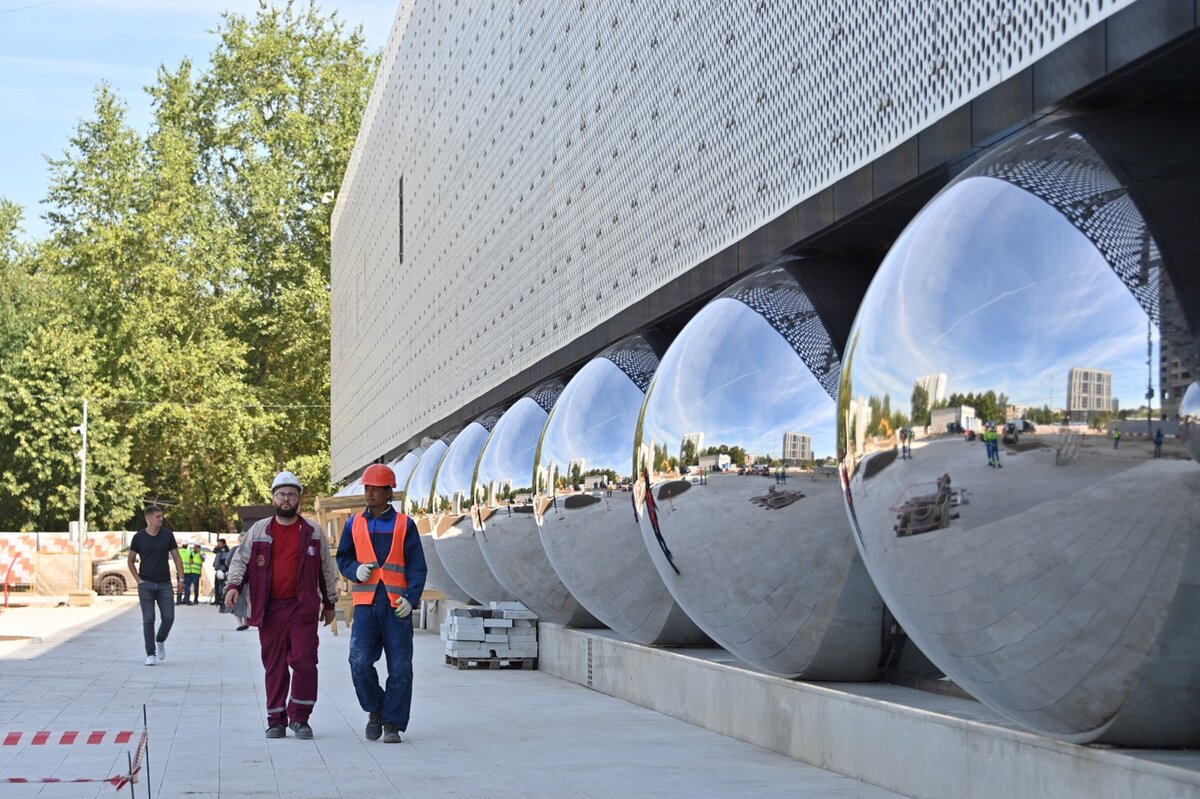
224, 471, 339, 740
127, 506, 185, 666
336, 463, 426, 744
1154, 427, 1165, 458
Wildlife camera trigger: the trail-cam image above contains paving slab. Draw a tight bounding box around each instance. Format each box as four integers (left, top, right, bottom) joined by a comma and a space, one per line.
0, 598, 903, 798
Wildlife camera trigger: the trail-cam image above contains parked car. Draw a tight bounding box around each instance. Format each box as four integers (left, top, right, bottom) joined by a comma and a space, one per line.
93, 543, 215, 596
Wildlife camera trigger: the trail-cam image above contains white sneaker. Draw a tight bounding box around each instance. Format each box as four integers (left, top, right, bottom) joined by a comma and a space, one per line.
144, 655, 156, 666
155, 642, 166, 661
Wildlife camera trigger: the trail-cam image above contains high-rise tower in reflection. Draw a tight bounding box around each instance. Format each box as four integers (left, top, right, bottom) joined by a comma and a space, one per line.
915, 373, 948, 404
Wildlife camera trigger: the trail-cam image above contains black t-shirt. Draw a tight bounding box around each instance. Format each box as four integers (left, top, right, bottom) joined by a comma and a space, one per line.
130, 529, 178, 583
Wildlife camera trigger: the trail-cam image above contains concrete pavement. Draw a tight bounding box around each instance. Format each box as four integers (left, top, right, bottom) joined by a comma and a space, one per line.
0, 597, 903, 798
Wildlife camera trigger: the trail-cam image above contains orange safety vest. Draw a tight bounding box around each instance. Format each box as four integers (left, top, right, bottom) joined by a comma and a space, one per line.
350, 513, 410, 606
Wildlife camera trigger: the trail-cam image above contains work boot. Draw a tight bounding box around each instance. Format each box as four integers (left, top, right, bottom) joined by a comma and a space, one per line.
288, 721, 313, 740
265, 724, 286, 739
381, 723, 402, 744
365, 712, 383, 741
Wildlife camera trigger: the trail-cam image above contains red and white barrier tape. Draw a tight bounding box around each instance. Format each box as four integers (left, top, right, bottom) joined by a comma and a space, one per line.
2, 730, 135, 746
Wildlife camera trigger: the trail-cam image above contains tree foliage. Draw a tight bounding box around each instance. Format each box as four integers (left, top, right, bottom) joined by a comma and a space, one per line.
0, 2, 377, 532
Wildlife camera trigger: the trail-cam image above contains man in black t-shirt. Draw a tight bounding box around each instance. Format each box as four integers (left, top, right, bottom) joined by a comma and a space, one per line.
127, 506, 185, 666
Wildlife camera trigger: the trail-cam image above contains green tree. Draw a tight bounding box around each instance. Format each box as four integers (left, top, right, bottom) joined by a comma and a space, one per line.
0, 326, 144, 531
910, 383, 930, 428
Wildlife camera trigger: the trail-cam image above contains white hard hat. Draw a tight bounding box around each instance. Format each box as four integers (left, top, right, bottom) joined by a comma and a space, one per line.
271, 471, 303, 493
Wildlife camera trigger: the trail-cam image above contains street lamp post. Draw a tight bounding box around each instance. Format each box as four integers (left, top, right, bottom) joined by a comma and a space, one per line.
74, 399, 88, 590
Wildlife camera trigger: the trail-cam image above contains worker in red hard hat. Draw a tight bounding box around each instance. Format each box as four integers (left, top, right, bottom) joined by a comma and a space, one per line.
336, 461, 426, 744
224, 470, 340, 740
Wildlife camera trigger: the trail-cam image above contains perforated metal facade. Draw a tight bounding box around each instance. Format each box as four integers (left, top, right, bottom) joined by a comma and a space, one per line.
331, 0, 1134, 480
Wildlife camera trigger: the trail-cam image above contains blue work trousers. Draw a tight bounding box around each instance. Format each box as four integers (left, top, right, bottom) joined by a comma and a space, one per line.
349, 590, 415, 730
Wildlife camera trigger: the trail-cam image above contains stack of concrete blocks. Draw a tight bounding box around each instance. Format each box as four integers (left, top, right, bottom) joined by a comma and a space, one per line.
441, 601, 538, 663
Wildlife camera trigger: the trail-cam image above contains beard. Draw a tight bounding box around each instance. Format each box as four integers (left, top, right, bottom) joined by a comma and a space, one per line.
275, 504, 299, 519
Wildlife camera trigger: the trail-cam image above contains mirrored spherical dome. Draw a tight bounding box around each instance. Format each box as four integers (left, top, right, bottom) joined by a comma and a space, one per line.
839, 122, 1200, 746
389, 446, 426, 498
474, 379, 600, 626
634, 265, 883, 678
431, 409, 517, 606
1181, 382, 1200, 463
537, 335, 709, 644
401, 435, 473, 605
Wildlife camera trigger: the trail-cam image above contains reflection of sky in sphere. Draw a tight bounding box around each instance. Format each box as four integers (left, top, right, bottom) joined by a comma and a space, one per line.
852, 177, 1157, 412
477, 398, 547, 493
404, 439, 448, 513
642, 297, 838, 461
435, 422, 490, 502
540, 357, 644, 480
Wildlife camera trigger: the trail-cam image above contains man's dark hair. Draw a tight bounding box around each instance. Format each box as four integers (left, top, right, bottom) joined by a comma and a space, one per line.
144, 505, 164, 517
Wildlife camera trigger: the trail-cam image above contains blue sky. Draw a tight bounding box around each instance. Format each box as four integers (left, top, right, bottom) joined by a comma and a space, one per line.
0, 0, 398, 241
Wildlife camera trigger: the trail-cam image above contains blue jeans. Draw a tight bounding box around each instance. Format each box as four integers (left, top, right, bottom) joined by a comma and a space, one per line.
349, 592, 414, 730
137, 580, 175, 656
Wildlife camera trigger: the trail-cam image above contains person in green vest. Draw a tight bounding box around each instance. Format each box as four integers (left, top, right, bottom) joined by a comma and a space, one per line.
182, 543, 205, 605
1112, 427, 1121, 449
983, 423, 1001, 468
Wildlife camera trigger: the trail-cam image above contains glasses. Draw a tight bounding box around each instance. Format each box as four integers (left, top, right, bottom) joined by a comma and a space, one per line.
273, 490, 300, 500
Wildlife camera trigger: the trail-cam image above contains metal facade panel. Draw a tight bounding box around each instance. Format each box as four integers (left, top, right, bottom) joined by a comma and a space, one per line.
331, 0, 1134, 479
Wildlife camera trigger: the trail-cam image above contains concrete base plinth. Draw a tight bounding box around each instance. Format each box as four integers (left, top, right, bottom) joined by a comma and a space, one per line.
66, 590, 96, 607
538, 624, 1200, 799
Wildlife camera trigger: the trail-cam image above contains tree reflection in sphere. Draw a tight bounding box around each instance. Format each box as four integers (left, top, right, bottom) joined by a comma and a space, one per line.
474, 379, 600, 626
431, 408, 517, 606
401, 434, 474, 605
634, 265, 883, 678
839, 124, 1200, 746
535, 336, 709, 643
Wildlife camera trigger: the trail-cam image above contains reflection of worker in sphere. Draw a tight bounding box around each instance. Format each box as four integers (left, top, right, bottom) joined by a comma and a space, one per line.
983, 423, 1001, 468
1154, 427, 1164, 458
899, 427, 911, 460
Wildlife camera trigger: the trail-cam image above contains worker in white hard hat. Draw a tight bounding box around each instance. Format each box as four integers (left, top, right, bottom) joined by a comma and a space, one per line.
224, 470, 340, 740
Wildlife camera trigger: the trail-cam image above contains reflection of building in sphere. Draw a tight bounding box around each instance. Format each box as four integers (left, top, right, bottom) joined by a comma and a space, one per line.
782, 432, 812, 465
635, 264, 882, 679
915, 373, 948, 404
1065, 367, 1113, 423
840, 117, 1200, 746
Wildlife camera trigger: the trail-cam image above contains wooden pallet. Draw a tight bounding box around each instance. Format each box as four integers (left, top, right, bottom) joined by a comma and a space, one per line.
445, 654, 538, 671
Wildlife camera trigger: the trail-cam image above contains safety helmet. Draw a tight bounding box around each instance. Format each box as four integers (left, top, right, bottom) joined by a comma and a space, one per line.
271, 470, 303, 493
362, 463, 397, 488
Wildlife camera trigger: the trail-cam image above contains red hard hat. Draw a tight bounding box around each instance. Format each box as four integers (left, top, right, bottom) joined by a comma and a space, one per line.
362, 463, 397, 488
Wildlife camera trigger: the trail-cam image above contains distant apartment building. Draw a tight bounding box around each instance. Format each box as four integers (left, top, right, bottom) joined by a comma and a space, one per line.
680, 432, 704, 460
915, 373, 948, 404
1066, 367, 1113, 422
782, 432, 812, 465
1161, 343, 1192, 420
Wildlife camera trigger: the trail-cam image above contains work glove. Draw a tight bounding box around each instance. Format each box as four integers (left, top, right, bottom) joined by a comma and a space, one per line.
355, 562, 376, 582
215, 570, 225, 580
393, 596, 412, 619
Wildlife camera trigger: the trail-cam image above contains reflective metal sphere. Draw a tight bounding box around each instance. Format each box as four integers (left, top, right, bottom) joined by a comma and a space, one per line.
390, 446, 425, 496
839, 122, 1200, 745
537, 336, 710, 643
634, 265, 883, 678
401, 435, 473, 605
431, 409, 518, 606
475, 380, 601, 626
1182, 383, 1200, 463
